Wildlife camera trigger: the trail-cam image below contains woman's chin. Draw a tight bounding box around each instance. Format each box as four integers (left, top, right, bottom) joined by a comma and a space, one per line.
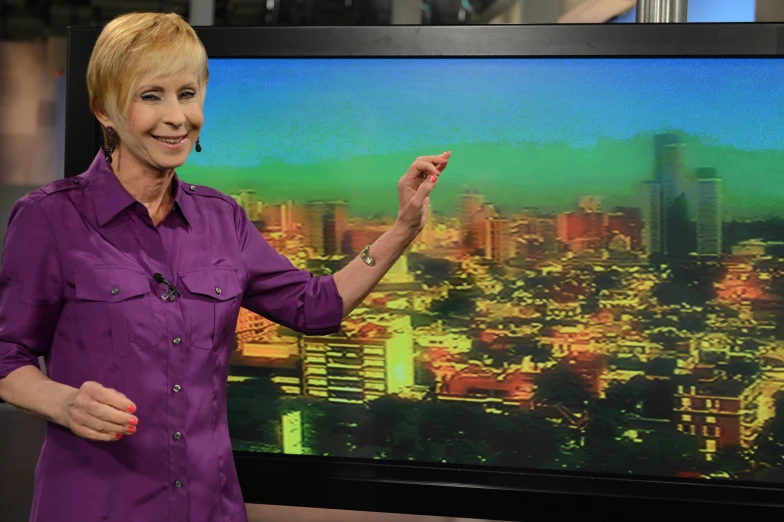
151, 152, 189, 171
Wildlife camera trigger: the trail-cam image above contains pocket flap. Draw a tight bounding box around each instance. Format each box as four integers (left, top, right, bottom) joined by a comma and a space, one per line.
75, 266, 152, 303
179, 267, 243, 301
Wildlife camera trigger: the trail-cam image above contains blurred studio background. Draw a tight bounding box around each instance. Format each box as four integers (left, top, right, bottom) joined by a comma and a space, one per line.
0, 0, 780, 520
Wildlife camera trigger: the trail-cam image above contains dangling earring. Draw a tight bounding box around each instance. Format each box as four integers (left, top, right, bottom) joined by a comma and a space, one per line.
105, 127, 117, 165
195, 137, 202, 153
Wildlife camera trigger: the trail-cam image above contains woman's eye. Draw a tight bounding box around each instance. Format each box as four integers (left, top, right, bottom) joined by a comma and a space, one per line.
180, 91, 196, 99
141, 94, 160, 101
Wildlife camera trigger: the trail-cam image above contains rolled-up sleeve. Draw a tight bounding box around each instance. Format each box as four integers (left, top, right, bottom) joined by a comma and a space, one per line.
0, 196, 63, 384
234, 201, 343, 335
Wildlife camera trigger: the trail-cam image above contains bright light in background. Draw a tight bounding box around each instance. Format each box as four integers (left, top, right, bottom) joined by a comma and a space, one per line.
688, 0, 755, 21
611, 0, 755, 23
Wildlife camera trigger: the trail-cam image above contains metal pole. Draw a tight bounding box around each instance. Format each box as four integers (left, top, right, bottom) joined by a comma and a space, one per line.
390, 0, 422, 24
636, 0, 687, 23
189, 0, 215, 25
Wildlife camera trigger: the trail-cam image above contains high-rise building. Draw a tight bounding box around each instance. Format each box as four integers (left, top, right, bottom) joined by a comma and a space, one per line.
607, 207, 643, 250
485, 217, 512, 262
696, 168, 722, 257
260, 204, 282, 229
281, 201, 292, 233
289, 203, 309, 228
459, 190, 484, 230
556, 212, 586, 242
231, 190, 263, 221
645, 134, 692, 258
459, 190, 485, 252
644, 180, 663, 255
260, 202, 295, 233
584, 211, 603, 239
555, 209, 605, 252
537, 217, 558, 253
655, 133, 685, 201
302, 316, 414, 403
303, 200, 349, 255
342, 226, 386, 254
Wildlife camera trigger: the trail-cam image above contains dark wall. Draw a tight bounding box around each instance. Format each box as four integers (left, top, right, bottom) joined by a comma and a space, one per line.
0, 184, 46, 522
0, 406, 45, 522
0, 185, 40, 256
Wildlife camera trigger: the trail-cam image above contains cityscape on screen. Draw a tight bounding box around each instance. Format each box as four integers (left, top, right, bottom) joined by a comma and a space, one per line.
179, 57, 784, 482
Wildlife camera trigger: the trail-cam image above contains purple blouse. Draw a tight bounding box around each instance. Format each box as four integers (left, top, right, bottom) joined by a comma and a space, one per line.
0, 152, 343, 522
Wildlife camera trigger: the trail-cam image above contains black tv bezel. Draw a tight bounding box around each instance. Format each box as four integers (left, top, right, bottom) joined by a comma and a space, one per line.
65, 23, 784, 520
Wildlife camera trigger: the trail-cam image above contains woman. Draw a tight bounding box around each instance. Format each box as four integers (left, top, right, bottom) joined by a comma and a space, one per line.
0, 12, 449, 522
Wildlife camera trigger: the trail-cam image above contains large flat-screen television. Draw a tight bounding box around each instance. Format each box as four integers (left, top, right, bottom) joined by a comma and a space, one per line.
65, 23, 784, 519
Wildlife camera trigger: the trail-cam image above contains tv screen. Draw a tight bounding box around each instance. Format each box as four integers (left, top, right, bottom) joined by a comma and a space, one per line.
64, 24, 784, 518
176, 55, 784, 482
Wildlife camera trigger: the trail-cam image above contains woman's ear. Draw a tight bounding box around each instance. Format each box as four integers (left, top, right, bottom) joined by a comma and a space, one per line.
95, 111, 115, 131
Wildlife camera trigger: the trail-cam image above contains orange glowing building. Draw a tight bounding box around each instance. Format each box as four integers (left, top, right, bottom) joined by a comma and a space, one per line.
437, 364, 537, 411
606, 208, 643, 250
342, 226, 387, 254
560, 351, 606, 397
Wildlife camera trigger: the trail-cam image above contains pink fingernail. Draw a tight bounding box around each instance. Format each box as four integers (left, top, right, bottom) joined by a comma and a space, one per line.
429, 175, 438, 183
115, 433, 123, 439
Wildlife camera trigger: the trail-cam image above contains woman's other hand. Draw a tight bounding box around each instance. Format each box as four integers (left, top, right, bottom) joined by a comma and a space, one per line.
61, 381, 138, 442
396, 151, 451, 234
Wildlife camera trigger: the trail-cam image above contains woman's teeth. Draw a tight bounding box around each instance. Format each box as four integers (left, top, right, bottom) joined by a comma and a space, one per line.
155, 136, 185, 144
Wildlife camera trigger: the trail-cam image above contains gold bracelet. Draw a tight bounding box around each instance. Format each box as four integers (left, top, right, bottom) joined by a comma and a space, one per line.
360, 244, 376, 267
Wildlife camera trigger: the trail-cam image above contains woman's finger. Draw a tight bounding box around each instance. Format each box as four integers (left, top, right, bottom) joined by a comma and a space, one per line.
410, 173, 438, 208
426, 152, 450, 164
88, 383, 136, 415
88, 401, 138, 432
74, 405, 129, 435
71, 423, 124, 442
406, 152, 451, 181
413, 160, 442, 180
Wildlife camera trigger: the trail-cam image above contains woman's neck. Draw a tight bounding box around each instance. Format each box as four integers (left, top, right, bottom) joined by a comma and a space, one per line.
110, 148, 175, 225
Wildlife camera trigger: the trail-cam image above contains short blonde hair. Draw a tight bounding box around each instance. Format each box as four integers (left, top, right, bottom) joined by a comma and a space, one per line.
87, 12, 209, 143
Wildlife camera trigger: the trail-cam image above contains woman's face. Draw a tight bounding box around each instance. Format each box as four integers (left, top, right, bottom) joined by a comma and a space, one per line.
101, 70, 204, 174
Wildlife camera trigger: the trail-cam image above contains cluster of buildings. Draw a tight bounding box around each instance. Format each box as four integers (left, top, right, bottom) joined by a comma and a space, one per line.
227, 133, 784, 465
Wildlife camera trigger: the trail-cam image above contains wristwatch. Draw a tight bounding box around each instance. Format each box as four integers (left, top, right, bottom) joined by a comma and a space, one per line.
360, 244, 376, 266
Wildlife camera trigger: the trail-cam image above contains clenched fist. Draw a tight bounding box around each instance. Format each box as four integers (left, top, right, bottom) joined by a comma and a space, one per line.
61, 381, 138, 442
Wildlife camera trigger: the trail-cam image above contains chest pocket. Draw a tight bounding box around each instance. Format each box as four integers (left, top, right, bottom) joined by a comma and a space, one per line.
178, 267, 243, 351
74, 266, 164, 357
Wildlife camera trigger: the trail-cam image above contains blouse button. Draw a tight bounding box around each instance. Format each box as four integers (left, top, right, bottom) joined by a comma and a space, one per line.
173, 432, 182, 440
189, 185, 196, 191
174, 480, 183, 488
173, 384, 181, 393
215, 287, 222, 295
110, 287, 119, 295
173, 337, 182, 345
72, 178, 81, 185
